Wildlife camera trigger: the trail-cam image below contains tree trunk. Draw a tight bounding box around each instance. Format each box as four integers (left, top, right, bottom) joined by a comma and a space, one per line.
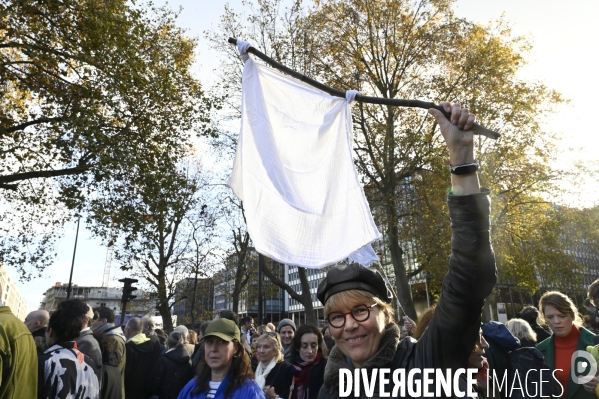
157, 277, 174, 332
387, 204, 417, 320
297, 267, 317, 326
190, 271, 199, 329
232, 287, 240, 315
260, 259, 317, 326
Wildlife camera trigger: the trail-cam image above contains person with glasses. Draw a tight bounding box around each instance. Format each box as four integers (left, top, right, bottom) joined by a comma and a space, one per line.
316, 103, 497, 398
288, 325, 327, 399
177, 318, 265, 399
254, 332, 295, 399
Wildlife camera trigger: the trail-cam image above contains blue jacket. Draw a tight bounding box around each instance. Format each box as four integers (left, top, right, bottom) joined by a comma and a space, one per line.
177, 374, 266, 399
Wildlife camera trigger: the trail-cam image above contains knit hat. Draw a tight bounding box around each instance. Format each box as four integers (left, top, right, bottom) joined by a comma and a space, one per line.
277, 318, 296, 333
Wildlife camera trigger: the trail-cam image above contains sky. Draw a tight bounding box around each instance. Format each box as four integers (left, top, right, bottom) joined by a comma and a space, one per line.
9, 0, 599, 313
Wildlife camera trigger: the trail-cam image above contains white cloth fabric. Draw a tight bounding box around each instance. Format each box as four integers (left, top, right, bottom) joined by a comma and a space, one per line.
255, 358, 277, 389
237, 40, 251, 63
228, 56, 381, 268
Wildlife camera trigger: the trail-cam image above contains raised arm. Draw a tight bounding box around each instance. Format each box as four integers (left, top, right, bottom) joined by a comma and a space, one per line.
428, 102, 480, 196
409, 103, 496, 371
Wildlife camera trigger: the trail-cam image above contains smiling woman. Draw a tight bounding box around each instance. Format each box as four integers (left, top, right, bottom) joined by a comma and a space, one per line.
177, 318, 265, 399
316, 104, 498, 399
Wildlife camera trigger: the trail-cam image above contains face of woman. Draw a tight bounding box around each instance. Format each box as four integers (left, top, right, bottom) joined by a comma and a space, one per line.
251, 337, 258, 350
468, 329, 489, 369
329, 300, 386, 368
299, 333, 319, 363
204, 337, 236, 375
257, 338, 278, 364
544, 305, 574, 337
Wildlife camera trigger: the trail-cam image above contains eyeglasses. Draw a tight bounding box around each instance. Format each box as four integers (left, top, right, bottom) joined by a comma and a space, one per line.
327, 303, 378, 328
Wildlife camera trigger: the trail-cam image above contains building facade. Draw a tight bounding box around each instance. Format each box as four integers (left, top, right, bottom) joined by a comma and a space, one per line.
213, 249, 287, 324
40, 282, 152, 317
173, 277, 215, 327
0, 263, 29, 320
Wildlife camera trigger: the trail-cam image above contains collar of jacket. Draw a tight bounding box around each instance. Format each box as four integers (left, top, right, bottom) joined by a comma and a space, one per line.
129, 333, 150, 344
323, 323, 400, 389
32, 327, 47, 337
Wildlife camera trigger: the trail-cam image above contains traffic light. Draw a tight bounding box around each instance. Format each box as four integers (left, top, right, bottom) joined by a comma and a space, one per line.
119, 278, 138, 303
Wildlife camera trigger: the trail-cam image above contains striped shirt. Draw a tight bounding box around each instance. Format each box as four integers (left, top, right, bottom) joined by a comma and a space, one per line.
207, 381, 222, 399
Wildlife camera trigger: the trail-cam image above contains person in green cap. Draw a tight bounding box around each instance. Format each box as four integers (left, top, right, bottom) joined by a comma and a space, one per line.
177, 318, 266, 399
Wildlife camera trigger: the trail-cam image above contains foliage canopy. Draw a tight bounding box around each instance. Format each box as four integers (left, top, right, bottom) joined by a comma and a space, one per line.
0, 0, 212, 278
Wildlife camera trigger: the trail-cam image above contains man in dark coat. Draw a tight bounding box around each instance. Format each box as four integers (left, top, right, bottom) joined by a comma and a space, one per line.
24, 309, 49, 355
124, 317, 160, 399
76, 304, 103, 387
142, 316, 164, 361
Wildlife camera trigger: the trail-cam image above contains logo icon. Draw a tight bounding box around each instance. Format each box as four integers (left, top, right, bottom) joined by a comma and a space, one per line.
571, 350, 597, 384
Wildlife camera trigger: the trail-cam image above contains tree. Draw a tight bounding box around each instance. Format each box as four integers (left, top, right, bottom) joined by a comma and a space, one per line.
210, 0, 584, 319
178, 208, 220, 327
91, 163, 215, 332
0, 0, 212, 278
260, 258, 318, 326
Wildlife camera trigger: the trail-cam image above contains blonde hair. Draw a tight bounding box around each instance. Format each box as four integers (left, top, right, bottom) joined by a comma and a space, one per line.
256, 333, 284, 363
324, 289, 394, 325
412, 306, 436, 339
506, 318, 537, 343
539, 291, 583, 327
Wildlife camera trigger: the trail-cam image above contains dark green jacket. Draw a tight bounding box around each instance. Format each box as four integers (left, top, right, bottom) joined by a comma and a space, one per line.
537, 327, 596, 399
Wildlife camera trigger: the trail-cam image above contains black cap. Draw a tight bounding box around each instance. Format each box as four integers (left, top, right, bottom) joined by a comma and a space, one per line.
317, 263, 392, 305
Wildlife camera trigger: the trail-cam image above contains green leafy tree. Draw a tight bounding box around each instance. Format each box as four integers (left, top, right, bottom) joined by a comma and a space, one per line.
92, 163, 215, 332
0, 0, 211, 278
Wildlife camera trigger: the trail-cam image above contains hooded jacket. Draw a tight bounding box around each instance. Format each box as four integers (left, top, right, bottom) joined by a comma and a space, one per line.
148, 346, 193, 399
318, 190, 497, 399
125, 333, 160, 399
101, 341, 123, 399
95, 323, 127, 398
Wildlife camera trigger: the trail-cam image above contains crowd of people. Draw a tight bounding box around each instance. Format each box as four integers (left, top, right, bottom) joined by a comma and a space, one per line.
2, 104, 597, 399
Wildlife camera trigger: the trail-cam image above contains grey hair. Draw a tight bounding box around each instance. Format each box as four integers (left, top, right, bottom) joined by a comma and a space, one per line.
141, 316, 155, 331
174, 325, 189, 342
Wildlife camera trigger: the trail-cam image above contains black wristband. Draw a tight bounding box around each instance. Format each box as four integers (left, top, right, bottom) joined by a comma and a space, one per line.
450, 162, 479, 175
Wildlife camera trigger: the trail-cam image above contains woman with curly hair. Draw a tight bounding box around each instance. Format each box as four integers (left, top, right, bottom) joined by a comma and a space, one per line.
177, 318, 265, 399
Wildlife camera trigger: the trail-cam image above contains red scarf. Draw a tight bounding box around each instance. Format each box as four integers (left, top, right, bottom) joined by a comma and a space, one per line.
292, 353, 321, 399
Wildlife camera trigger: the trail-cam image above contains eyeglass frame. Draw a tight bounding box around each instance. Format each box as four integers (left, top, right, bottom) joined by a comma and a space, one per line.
326, 303, 379, 328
